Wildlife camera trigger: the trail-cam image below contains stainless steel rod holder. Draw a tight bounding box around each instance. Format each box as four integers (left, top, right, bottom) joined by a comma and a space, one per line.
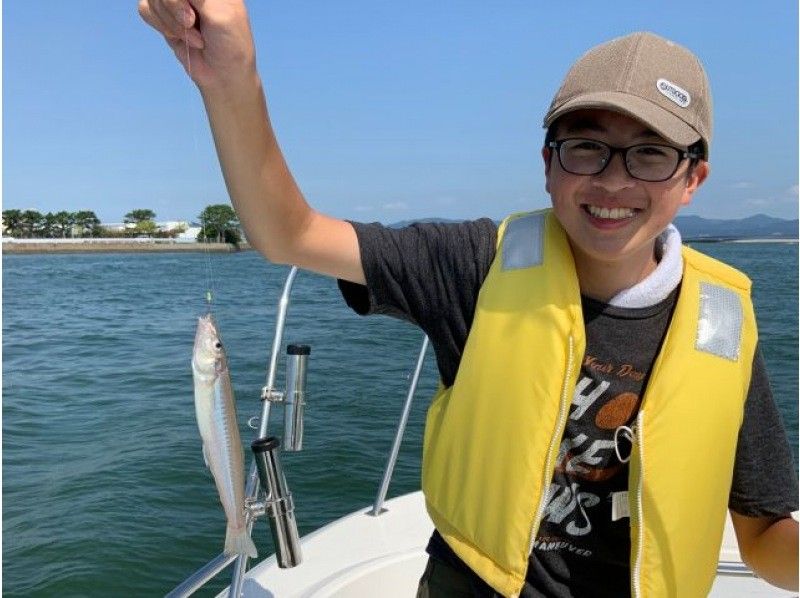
251, 436, 302, 569
229, 266, 300, 598
283, 345, 310, 452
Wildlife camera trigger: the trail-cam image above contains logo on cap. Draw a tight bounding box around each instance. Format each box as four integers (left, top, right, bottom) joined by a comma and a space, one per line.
657, 79, 691, 108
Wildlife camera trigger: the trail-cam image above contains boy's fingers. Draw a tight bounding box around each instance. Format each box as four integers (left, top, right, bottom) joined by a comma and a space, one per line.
185, 28, 204, 49
165, 36, 189, 66
163, 0, 196, 28
138, 1, 172, 39
138, 0, 188, 41
151, 0, 186, 39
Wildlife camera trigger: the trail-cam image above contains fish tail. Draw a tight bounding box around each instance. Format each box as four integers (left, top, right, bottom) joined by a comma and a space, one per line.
224, 525, 258, 558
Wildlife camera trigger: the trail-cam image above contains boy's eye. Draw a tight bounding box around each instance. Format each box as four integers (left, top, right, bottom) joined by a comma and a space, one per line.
633, 145, 670, 157
572, 140, 604, 151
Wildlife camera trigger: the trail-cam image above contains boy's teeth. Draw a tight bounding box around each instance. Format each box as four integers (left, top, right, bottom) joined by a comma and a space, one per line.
586, 205, 634, 220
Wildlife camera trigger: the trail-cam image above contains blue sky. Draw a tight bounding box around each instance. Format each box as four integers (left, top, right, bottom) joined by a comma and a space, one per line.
3, 1, 798, 223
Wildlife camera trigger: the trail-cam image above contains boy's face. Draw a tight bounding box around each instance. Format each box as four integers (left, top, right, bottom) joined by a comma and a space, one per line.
543, 109, 708, 278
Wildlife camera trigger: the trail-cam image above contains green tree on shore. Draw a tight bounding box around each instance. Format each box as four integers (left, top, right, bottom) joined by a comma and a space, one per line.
42, 212, 58, 237
198, 204, 241, 244
20, 210, 43, 238
124, 208, 156, 223
124, 208, 157, 237
74, 210, 102, 237
3, 209, 103, 238
136, 220, 158, 236
53, 211, 75, 238
2, 209, 23, 237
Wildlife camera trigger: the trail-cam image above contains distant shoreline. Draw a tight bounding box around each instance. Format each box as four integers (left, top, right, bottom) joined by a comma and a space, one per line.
725, 238, 799, 244
2, 241, 254, 254
688, 238, 798, 244
3, 237, 797, 255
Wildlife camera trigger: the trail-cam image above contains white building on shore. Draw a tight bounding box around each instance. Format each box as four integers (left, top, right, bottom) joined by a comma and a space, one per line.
176, 226, 203, 243
103, 220, 190, 234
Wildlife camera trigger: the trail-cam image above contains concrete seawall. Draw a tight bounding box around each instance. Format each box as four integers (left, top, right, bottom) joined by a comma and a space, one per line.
2, 241, 253, 254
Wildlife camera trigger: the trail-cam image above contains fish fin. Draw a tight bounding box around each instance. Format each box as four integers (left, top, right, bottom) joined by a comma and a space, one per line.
224, 525, 258, 559
201, 444, 210, 469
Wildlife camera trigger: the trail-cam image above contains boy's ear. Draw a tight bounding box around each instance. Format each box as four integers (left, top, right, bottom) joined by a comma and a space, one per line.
542, 146, 552, 194
681, 161, 710, 206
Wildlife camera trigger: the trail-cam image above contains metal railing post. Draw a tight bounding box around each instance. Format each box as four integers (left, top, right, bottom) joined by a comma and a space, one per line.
165, 553, 237, 598
370, 335, 429, 516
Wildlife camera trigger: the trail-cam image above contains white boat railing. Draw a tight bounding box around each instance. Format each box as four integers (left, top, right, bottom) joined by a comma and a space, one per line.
371, 335, 429, 517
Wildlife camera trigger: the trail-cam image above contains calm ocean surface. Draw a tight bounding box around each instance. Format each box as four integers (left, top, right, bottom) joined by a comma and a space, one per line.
3, 243, 798, 597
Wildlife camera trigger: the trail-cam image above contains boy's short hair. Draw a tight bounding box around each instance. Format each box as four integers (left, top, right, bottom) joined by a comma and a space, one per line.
543, 32, 712, 160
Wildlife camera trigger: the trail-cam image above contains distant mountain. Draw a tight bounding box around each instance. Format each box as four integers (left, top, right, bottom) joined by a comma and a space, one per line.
387, 217, 466, 229
674, 214, 798, 240
389, 214, 798, 240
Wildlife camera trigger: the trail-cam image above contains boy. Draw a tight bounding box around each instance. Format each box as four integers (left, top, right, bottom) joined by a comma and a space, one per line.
140, 1, 798, 595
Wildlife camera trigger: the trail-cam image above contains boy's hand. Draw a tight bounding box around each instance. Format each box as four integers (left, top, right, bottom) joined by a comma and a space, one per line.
139, 0, 364, 283
138, 0, 256, 90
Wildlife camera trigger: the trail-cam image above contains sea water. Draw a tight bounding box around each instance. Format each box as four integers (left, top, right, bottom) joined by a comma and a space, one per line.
3, 243, 797, 596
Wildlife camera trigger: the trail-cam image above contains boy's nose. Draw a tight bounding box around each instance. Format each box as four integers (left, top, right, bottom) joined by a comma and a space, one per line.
592, 152, 636, 193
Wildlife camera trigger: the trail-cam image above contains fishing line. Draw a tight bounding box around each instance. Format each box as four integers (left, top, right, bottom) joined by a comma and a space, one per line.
183, 28, 216, 313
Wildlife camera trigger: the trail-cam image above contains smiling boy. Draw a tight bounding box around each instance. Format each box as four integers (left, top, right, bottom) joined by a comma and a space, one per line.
544, 108, 706, 300
140, 2, 798, 595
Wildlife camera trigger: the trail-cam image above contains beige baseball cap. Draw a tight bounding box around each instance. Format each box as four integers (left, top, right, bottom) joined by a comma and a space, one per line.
543, 32, 712, 159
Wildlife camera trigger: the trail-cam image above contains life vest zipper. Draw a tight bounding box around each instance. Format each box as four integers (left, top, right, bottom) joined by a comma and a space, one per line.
529, 334, 575, 554
631, 411, 645, 598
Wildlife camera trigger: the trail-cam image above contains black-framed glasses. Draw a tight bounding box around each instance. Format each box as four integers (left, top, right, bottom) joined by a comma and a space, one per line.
548, 138, 700, 182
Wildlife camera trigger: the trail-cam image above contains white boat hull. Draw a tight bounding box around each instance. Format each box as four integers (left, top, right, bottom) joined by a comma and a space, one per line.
223, 492, 796, 597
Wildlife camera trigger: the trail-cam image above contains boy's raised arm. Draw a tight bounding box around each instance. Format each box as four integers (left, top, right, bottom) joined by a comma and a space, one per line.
138, 0, 365, 284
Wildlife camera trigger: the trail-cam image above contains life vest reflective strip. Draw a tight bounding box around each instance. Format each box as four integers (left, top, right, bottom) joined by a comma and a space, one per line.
421, 209, 756, 597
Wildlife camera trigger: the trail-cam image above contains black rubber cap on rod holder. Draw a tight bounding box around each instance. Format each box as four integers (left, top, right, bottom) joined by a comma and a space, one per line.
251, 436, 280, 453
286, 344, 310, 355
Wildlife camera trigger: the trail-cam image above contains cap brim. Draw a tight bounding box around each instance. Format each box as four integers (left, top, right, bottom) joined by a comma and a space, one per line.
544, 91, 702, 148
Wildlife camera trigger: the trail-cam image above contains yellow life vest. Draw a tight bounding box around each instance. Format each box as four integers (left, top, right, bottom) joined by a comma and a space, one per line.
421, 209, 757, 597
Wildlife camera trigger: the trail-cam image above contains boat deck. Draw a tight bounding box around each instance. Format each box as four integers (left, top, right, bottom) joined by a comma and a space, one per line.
222, 492, 797, 597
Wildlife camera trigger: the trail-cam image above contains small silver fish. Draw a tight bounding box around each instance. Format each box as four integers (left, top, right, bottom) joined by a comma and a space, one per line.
192, 313, 257, 558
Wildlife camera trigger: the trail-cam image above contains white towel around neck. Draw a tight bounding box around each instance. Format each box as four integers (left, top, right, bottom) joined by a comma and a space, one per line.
607, 224, 683, 309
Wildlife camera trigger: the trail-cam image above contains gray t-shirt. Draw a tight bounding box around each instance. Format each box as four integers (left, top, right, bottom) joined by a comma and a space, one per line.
338, 218, 798, 597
